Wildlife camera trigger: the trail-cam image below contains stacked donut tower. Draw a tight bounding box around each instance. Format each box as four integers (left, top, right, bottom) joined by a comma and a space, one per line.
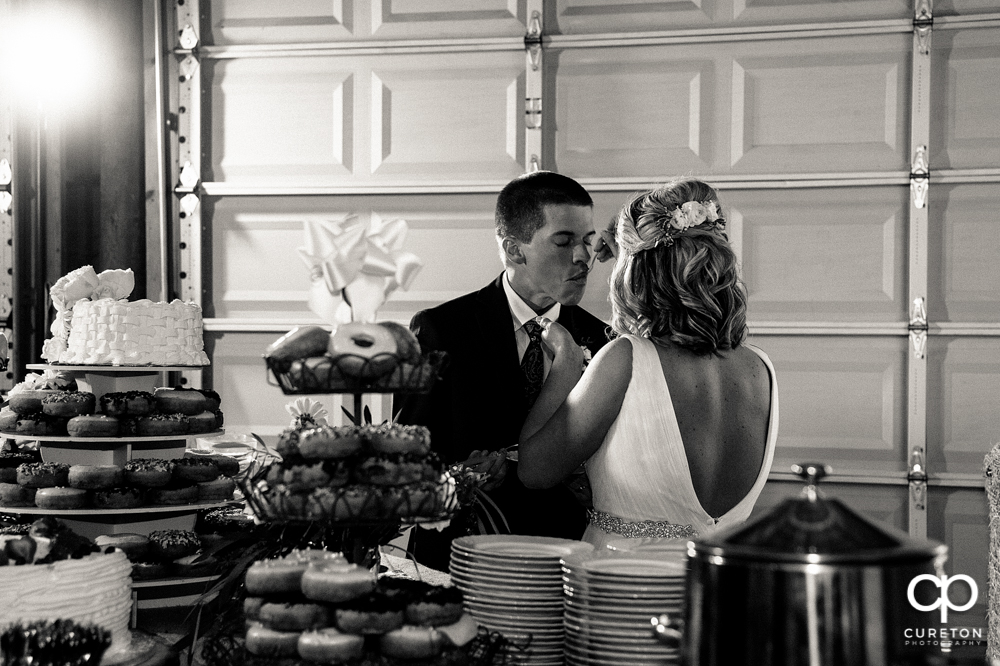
242, 549, 477, 661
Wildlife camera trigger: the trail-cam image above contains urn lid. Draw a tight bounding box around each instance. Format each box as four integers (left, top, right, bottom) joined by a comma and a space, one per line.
693, 463, 946, 565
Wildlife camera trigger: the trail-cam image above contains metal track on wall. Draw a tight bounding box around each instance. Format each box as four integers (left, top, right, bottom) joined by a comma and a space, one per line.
0, 0, 15, 392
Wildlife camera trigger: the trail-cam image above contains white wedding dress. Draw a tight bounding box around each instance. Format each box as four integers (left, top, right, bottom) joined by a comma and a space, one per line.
582, 335, 779, 551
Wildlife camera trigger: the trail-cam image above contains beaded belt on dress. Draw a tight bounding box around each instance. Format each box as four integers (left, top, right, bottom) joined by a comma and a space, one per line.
587, 509, 698, 539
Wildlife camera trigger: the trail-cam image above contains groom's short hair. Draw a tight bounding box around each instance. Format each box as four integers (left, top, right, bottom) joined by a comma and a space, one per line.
495, 171, 592, 244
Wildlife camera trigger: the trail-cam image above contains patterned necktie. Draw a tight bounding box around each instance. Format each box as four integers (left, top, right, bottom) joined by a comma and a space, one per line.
521, 320, 545, 410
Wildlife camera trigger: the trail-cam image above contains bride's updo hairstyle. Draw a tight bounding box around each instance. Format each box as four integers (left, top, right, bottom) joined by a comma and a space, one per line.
609, 178, 748, 355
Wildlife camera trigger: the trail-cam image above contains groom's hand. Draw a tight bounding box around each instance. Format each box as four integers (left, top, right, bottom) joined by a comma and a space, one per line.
463, 449, 508, 492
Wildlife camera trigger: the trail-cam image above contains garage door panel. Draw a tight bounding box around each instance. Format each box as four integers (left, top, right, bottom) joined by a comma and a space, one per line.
927, 183, 1000, 323
755, 480, 909, 532
759, 336, 908, 473
205, 0, 355, 45
930, 27, 1000, 170
926, 487, 988, 631
728, 186, 909, 322
927, 337, 1000, 477
549, 0, 910, 34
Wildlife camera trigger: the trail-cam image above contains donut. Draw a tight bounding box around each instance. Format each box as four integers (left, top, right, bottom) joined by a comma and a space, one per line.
274, 427, 306, 458
148, 529, 200, 561
265, 460, 350, 493
0, 468, 14, 484
99, 391, 154, 417
171, 457, 219, 483
265, 326, 333, 366
245, 625, 301, 658
258, 602, 330, 632
379, 625, 444, 660
152, 387, 208, 415
245, 558, 311, 596
393, 481, 445, 518
146, 484, 198, 506
91, 486, 144, 509
131, 560, 168, 580
297, 628, 365, 663
17, 462, 70, 488
199, 506, 256, 536
195, 388, 221, 412
34, 487, 88, 510
379, 321, 422, 363
352, 452, 440, 486
172, 553, 220, 577
287, 355, 343, 391
0, 482, 36, 507
0, 522, 31, 535
367, 423, 431, 455
205, 454, 240, 477
244, 596, 266, 622
95, 533, 150, 560
0, 450, 39, 471
405, 585, 465, 626
187, 411, 218, 434
328, 322, 399, 379
296, 426, 363, 460
135, 413, 189, 436
197, 476, 235, 502
124, 459, 174, 487
66, 414, 119, 437
41, 391, 96, 418
68, 465, 125, 490
334, 591, 405, 635
15, 412, 67, 436
300, 561, 375, 604
0, 408, 19, 431
9, 389, 57, 415
213, 410, 225, 429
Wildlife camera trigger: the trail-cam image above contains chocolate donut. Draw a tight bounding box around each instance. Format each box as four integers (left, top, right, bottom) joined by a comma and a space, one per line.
98, 391, 154, 417
0, 482, 36, 507
186, 411, 218, 434
41, 391, 96, 418
147, 529, 200, 561
91, 486, 144, 509
171, 457, 219, 483
196, 476, 235, 502
146, 484, 198, 506
9, 389, 58, 415
135, 413, 189, 436
15, 412, 67, 436
16, 462, 70, 488
124, 459, 174, 488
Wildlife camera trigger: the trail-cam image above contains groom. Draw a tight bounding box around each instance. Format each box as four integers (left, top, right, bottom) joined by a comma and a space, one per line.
394, 171, 609, 568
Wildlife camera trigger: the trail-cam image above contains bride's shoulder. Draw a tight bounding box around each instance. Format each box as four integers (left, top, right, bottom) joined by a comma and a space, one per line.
587, 336, 635, 374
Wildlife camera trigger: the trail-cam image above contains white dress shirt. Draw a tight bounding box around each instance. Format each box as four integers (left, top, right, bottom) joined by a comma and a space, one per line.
502, 273, 560, 379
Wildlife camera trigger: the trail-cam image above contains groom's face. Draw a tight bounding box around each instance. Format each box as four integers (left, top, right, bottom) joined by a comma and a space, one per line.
515, 203, 595, 311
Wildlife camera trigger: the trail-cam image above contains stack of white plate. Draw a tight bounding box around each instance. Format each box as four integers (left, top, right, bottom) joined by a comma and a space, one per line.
562, 547, 688, 666
451, 535, 594, 665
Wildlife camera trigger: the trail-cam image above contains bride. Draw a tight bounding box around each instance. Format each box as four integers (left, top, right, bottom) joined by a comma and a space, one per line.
517, 178, 778, 549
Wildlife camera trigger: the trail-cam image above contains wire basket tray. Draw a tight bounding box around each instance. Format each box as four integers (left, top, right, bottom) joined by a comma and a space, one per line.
265, 351, 447, 395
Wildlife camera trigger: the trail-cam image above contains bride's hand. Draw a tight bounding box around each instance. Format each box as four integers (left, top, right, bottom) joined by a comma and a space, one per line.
540, 319, 584, 369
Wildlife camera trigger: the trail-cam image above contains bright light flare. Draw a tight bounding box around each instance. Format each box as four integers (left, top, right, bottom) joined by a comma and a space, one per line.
0, 8, 96, 110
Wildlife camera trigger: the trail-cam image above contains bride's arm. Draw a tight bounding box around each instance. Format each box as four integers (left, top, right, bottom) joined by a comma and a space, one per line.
518, 333, 632, 488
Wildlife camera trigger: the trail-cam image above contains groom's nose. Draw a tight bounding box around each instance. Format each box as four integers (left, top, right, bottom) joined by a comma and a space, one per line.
573, 241, 591, 267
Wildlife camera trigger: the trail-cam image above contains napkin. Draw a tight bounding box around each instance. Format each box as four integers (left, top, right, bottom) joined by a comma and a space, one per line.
298, 216, 422, 324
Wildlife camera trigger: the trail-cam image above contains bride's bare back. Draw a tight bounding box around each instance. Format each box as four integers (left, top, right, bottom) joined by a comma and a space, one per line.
652, 338, 772, 518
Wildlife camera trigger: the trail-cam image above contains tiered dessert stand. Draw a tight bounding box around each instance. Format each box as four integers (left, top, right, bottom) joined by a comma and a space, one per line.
2, 363, 238, 620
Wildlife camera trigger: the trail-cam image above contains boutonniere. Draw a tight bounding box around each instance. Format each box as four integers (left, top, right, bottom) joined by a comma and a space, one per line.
580, 345, 593, 370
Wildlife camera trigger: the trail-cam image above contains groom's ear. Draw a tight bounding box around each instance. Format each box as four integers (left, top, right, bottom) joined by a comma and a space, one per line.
502, 237, 526, 265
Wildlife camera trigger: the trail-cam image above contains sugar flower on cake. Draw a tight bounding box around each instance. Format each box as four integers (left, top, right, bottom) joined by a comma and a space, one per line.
42, 266, 136, 362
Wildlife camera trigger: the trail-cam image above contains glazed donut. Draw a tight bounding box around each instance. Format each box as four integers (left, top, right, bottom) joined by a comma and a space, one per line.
405, 585, 465, 627
15, 412, 67, 436
148, 529, 200, 561
66, 414, 119, 437
258, 602, 330, 632
197, 476, 235, 502
131, 560, 168, 580
171, 457, 219, 483
297, 628, 365, 663
0, 408, 19, 431
91, 486, 144, 509
16, 462, 70, 488
41, 391, 96, 418
68, 465, 125, 490
244, 597, 266, 622
296, 426, 363, 460
265, 460, 349, 493
9, 389, 57, 415
124, 459, 174, 488
95, 533, 151, 560
35, 487, 88, 510
334, 591, 405, 635
152, 387, 208, 416
300, 561, 375, 604
99, 391, 154, 417
146, 484, 198, 506
379, 625, 444, 660
0, 482, 36, 507
245, 558, 311, 596
135, 413, 189, 436
353, 452, 440, 486
368, 423, 431, 455
245, 625, 301, 658
328, 322, 399, 379
187, 411, 218, 434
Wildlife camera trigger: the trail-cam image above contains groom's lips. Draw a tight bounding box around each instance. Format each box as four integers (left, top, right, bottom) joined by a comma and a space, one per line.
568, 271, 588, 283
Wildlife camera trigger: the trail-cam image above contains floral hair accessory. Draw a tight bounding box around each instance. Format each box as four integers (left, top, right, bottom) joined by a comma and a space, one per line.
667, 201, 720, 232
622, 199, 725, 255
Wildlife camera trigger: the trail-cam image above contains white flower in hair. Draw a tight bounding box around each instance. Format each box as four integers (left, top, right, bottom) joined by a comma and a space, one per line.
668, 200, 720, 231
286, 397, 329, 427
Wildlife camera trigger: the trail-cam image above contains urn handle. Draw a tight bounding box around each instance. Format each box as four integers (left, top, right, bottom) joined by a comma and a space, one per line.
791, 462, 831, 501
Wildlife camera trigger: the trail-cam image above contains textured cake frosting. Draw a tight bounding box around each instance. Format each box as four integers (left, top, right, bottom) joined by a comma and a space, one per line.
0, 548, 133, 654
45, 298, 210, 366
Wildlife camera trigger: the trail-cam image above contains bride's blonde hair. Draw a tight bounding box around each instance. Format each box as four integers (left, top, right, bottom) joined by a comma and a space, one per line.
609, 178, 748, 355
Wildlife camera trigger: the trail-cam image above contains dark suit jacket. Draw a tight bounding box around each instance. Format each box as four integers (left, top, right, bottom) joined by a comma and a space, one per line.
394, 274, 609, 541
